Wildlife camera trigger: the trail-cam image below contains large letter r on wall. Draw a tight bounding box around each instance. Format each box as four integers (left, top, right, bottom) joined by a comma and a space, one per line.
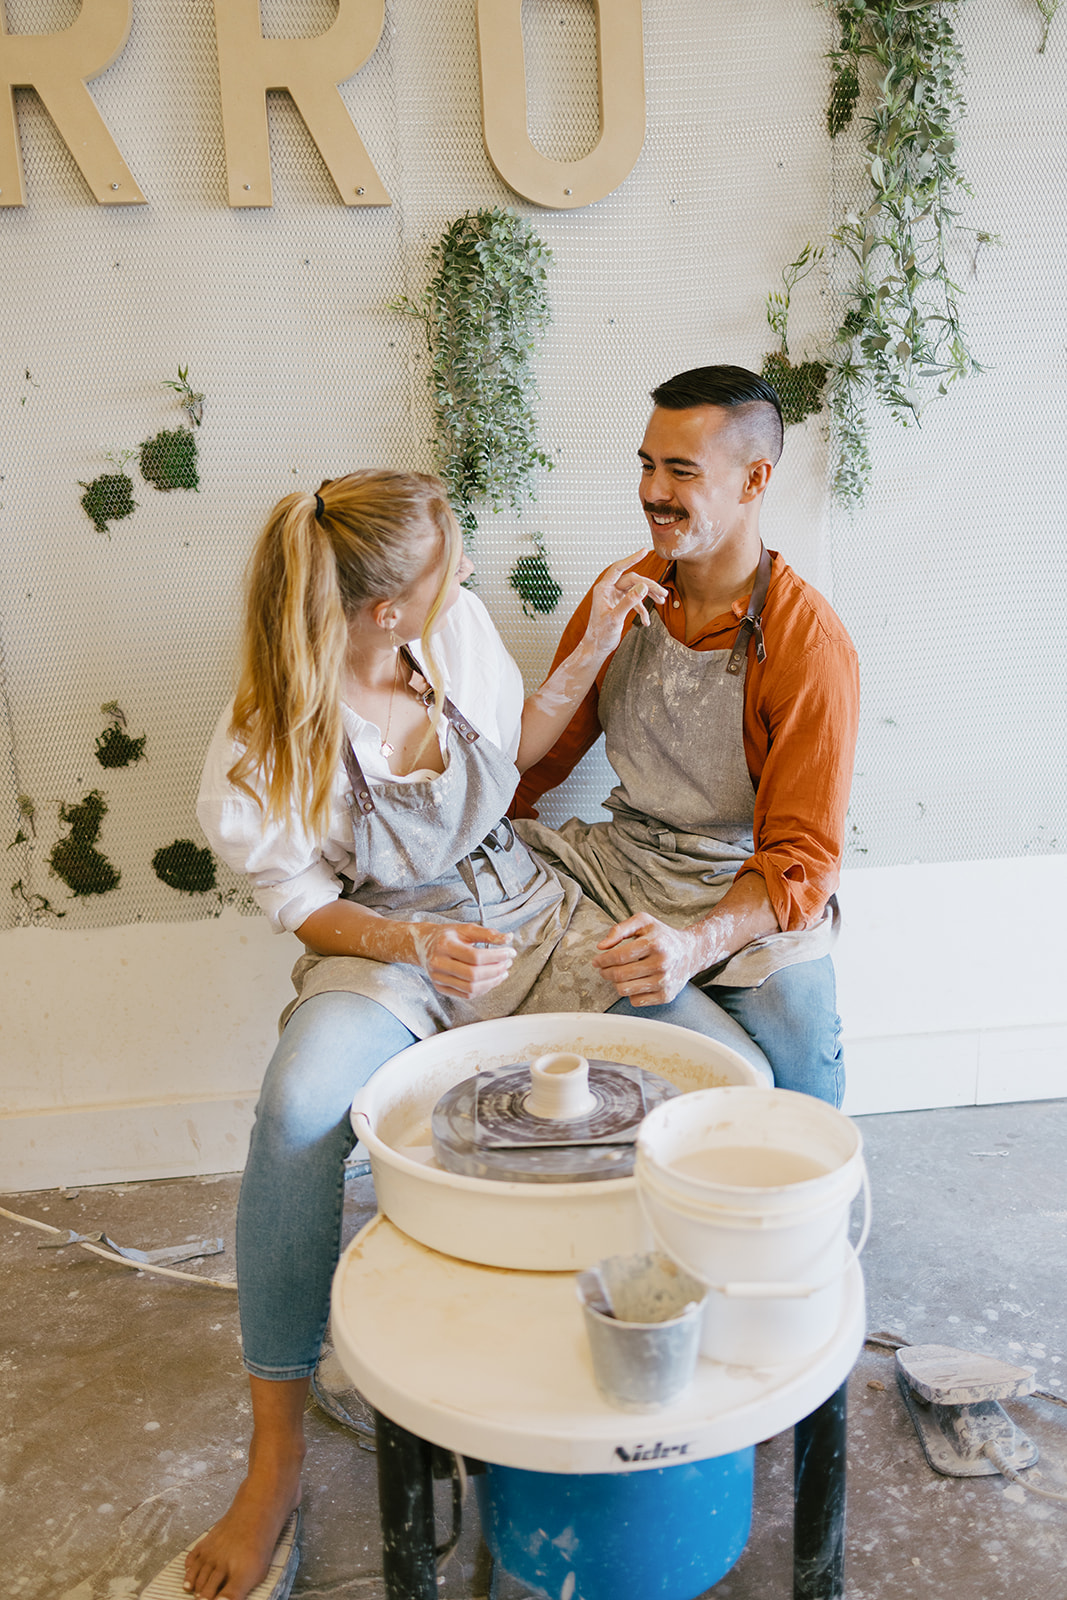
212, 0, 389, 208
0, 0, 145, 207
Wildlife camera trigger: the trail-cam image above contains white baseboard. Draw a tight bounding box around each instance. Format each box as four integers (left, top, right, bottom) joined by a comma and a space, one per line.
842, 1023, 1067, 1116
2, 857, 1064, 1192
0, 1094, 255, 1193
3, 1023, 1064, 1192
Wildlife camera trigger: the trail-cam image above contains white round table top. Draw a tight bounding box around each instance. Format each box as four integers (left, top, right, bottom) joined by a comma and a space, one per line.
331, 1215, 865, 1474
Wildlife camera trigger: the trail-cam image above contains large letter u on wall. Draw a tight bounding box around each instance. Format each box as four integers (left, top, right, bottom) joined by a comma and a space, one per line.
477, 0, 645, 210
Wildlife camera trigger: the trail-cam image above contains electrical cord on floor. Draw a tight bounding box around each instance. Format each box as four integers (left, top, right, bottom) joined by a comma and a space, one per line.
436, 1453, 468, 1574
867, 1328, 1067, 1504
0, 1203, 238, 1290
984, 1442, 1067, 1504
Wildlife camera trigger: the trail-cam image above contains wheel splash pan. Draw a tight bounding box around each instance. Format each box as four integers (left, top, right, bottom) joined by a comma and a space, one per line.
349, 1012, 767, 1271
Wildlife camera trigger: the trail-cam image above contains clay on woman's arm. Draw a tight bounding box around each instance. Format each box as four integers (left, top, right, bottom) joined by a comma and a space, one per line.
516, 552, 667, 772
295, 901, 516, 1001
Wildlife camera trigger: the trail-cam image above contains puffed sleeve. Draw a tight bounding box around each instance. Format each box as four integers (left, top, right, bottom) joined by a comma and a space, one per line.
195, 704, 345, 933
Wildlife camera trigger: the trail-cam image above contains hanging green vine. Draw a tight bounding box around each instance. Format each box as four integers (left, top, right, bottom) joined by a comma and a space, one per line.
391, 206, 563, 612
1034, 0, 1061, 51
822, 0, 984, 504
391, 208, 553, 532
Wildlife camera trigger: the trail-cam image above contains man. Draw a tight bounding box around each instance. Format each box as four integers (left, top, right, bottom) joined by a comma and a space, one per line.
513, 365, 860, 1105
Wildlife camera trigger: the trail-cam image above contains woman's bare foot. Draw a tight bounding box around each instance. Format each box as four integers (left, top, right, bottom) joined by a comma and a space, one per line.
184, 1377, 308, 1600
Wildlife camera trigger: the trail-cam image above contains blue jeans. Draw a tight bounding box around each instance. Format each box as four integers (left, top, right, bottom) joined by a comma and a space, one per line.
708, 955, 844, 1107
235, 984, 773, 1379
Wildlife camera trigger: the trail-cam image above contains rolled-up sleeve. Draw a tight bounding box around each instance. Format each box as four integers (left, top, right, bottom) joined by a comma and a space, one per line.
195, 709, 345, 933
743, 633, 860, 932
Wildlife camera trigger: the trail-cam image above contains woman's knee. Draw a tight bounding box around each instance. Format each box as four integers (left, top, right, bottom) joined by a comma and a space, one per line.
254, 991, 415, 1145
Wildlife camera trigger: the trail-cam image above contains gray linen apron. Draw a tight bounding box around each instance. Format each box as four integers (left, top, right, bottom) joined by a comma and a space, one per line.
518, 558, 836, 989
284, 653, 618, 1036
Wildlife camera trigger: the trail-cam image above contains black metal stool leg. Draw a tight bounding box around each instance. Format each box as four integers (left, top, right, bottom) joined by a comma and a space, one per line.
374, 1409, 439, 1600
793, 1380, 848, 1600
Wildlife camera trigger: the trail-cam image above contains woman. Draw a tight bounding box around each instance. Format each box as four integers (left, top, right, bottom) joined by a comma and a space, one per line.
180, 470, 757, 1600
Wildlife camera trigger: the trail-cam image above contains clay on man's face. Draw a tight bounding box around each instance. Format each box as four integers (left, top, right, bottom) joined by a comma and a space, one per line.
637, 406, 748, 565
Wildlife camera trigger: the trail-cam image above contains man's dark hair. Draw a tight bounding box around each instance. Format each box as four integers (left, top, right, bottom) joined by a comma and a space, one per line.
651, 364, 784, 468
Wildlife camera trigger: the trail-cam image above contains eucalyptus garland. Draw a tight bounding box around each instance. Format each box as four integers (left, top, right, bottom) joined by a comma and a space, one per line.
823, 0, 983, 504
391, 207, 562, 610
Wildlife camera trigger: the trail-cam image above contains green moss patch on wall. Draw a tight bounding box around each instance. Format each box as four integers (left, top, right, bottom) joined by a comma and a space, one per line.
509, 551, 563, 617
139, 427, 199, 492
95, 704, 147, 768
48, 790, 121, 897
152, 839, 217, 893
760, 351, 828, 428
79, 471, 137, 535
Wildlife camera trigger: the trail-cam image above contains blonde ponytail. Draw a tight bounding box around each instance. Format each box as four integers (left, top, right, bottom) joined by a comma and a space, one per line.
228, 471, 461, 839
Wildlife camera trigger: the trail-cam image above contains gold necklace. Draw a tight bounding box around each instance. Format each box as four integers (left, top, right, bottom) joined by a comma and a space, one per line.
379, 646, 403, 759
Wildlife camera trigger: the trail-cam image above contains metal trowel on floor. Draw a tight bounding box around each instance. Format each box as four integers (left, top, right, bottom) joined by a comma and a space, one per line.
896, 1343, 1039, 1477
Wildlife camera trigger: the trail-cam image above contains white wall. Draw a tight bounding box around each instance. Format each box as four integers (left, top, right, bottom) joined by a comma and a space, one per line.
3, 852, 1064, 1190
2, 3, 1065, 1191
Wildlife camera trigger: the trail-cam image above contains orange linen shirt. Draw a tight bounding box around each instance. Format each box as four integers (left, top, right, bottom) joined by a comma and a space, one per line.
512, 551, 860, 936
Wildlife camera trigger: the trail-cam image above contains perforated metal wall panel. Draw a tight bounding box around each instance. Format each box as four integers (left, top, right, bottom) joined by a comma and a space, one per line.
0, 1, 1063, 934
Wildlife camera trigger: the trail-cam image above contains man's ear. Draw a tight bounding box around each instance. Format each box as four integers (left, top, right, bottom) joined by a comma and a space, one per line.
741, 459, 773, 501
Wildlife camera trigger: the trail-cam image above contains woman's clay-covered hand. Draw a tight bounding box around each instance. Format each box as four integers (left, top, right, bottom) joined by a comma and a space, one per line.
410, 921, 516, 998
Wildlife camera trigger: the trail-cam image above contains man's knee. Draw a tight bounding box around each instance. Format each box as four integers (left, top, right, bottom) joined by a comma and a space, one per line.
713, 958, 843, 1104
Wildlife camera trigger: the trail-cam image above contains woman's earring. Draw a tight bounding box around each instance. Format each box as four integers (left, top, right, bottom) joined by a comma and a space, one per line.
389, 629, 399, 652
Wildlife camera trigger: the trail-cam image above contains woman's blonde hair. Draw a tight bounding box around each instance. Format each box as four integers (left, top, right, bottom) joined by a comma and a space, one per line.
227, 469, 462, 838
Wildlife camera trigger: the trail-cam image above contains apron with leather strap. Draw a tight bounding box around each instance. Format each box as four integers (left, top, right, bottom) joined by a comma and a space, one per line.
518, 548, 836, 988
284, 650, 618, 1036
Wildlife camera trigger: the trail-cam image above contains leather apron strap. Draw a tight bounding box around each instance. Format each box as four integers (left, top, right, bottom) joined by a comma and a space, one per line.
725, 543, 773, 677
342, 646, 481, 815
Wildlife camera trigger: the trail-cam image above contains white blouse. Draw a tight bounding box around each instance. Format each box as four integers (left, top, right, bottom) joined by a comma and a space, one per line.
196, 589, 526, 933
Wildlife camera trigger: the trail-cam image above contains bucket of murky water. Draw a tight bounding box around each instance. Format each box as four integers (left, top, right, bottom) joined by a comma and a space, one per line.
635, 1087, 869, 1367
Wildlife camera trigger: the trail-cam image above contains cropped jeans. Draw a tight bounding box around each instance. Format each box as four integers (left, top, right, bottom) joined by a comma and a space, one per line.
236, 983, 773, 1380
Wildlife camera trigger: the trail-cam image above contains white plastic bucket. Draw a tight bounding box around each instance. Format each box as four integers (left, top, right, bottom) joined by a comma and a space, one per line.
635, 1087, 869, 1368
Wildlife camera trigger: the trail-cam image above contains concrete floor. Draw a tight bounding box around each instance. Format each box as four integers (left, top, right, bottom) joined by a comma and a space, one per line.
3, 1098, 1066, 1600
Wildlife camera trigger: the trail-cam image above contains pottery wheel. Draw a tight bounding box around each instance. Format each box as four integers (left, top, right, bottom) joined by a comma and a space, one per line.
431, 1060, 680, 1184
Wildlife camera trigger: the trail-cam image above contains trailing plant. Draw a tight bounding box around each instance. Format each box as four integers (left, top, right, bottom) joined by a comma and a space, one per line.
47, 790, 121, 897
760, 243, 829, 427
11, 878, 65, 921
7, 793, 36, 849
390, 210, 560, 607
1034, 0, 1061, 52
140, 426, 199, 492
95, 702, 147, 768
509, 534, 564, 618
822, 0, 983, 504
162, 364, 205, 426
152, 839, 217, 894
80, 449, 137, 535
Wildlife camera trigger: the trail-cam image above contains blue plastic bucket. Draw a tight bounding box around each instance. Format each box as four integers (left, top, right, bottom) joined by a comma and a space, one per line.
476, 1448, 754, 1600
